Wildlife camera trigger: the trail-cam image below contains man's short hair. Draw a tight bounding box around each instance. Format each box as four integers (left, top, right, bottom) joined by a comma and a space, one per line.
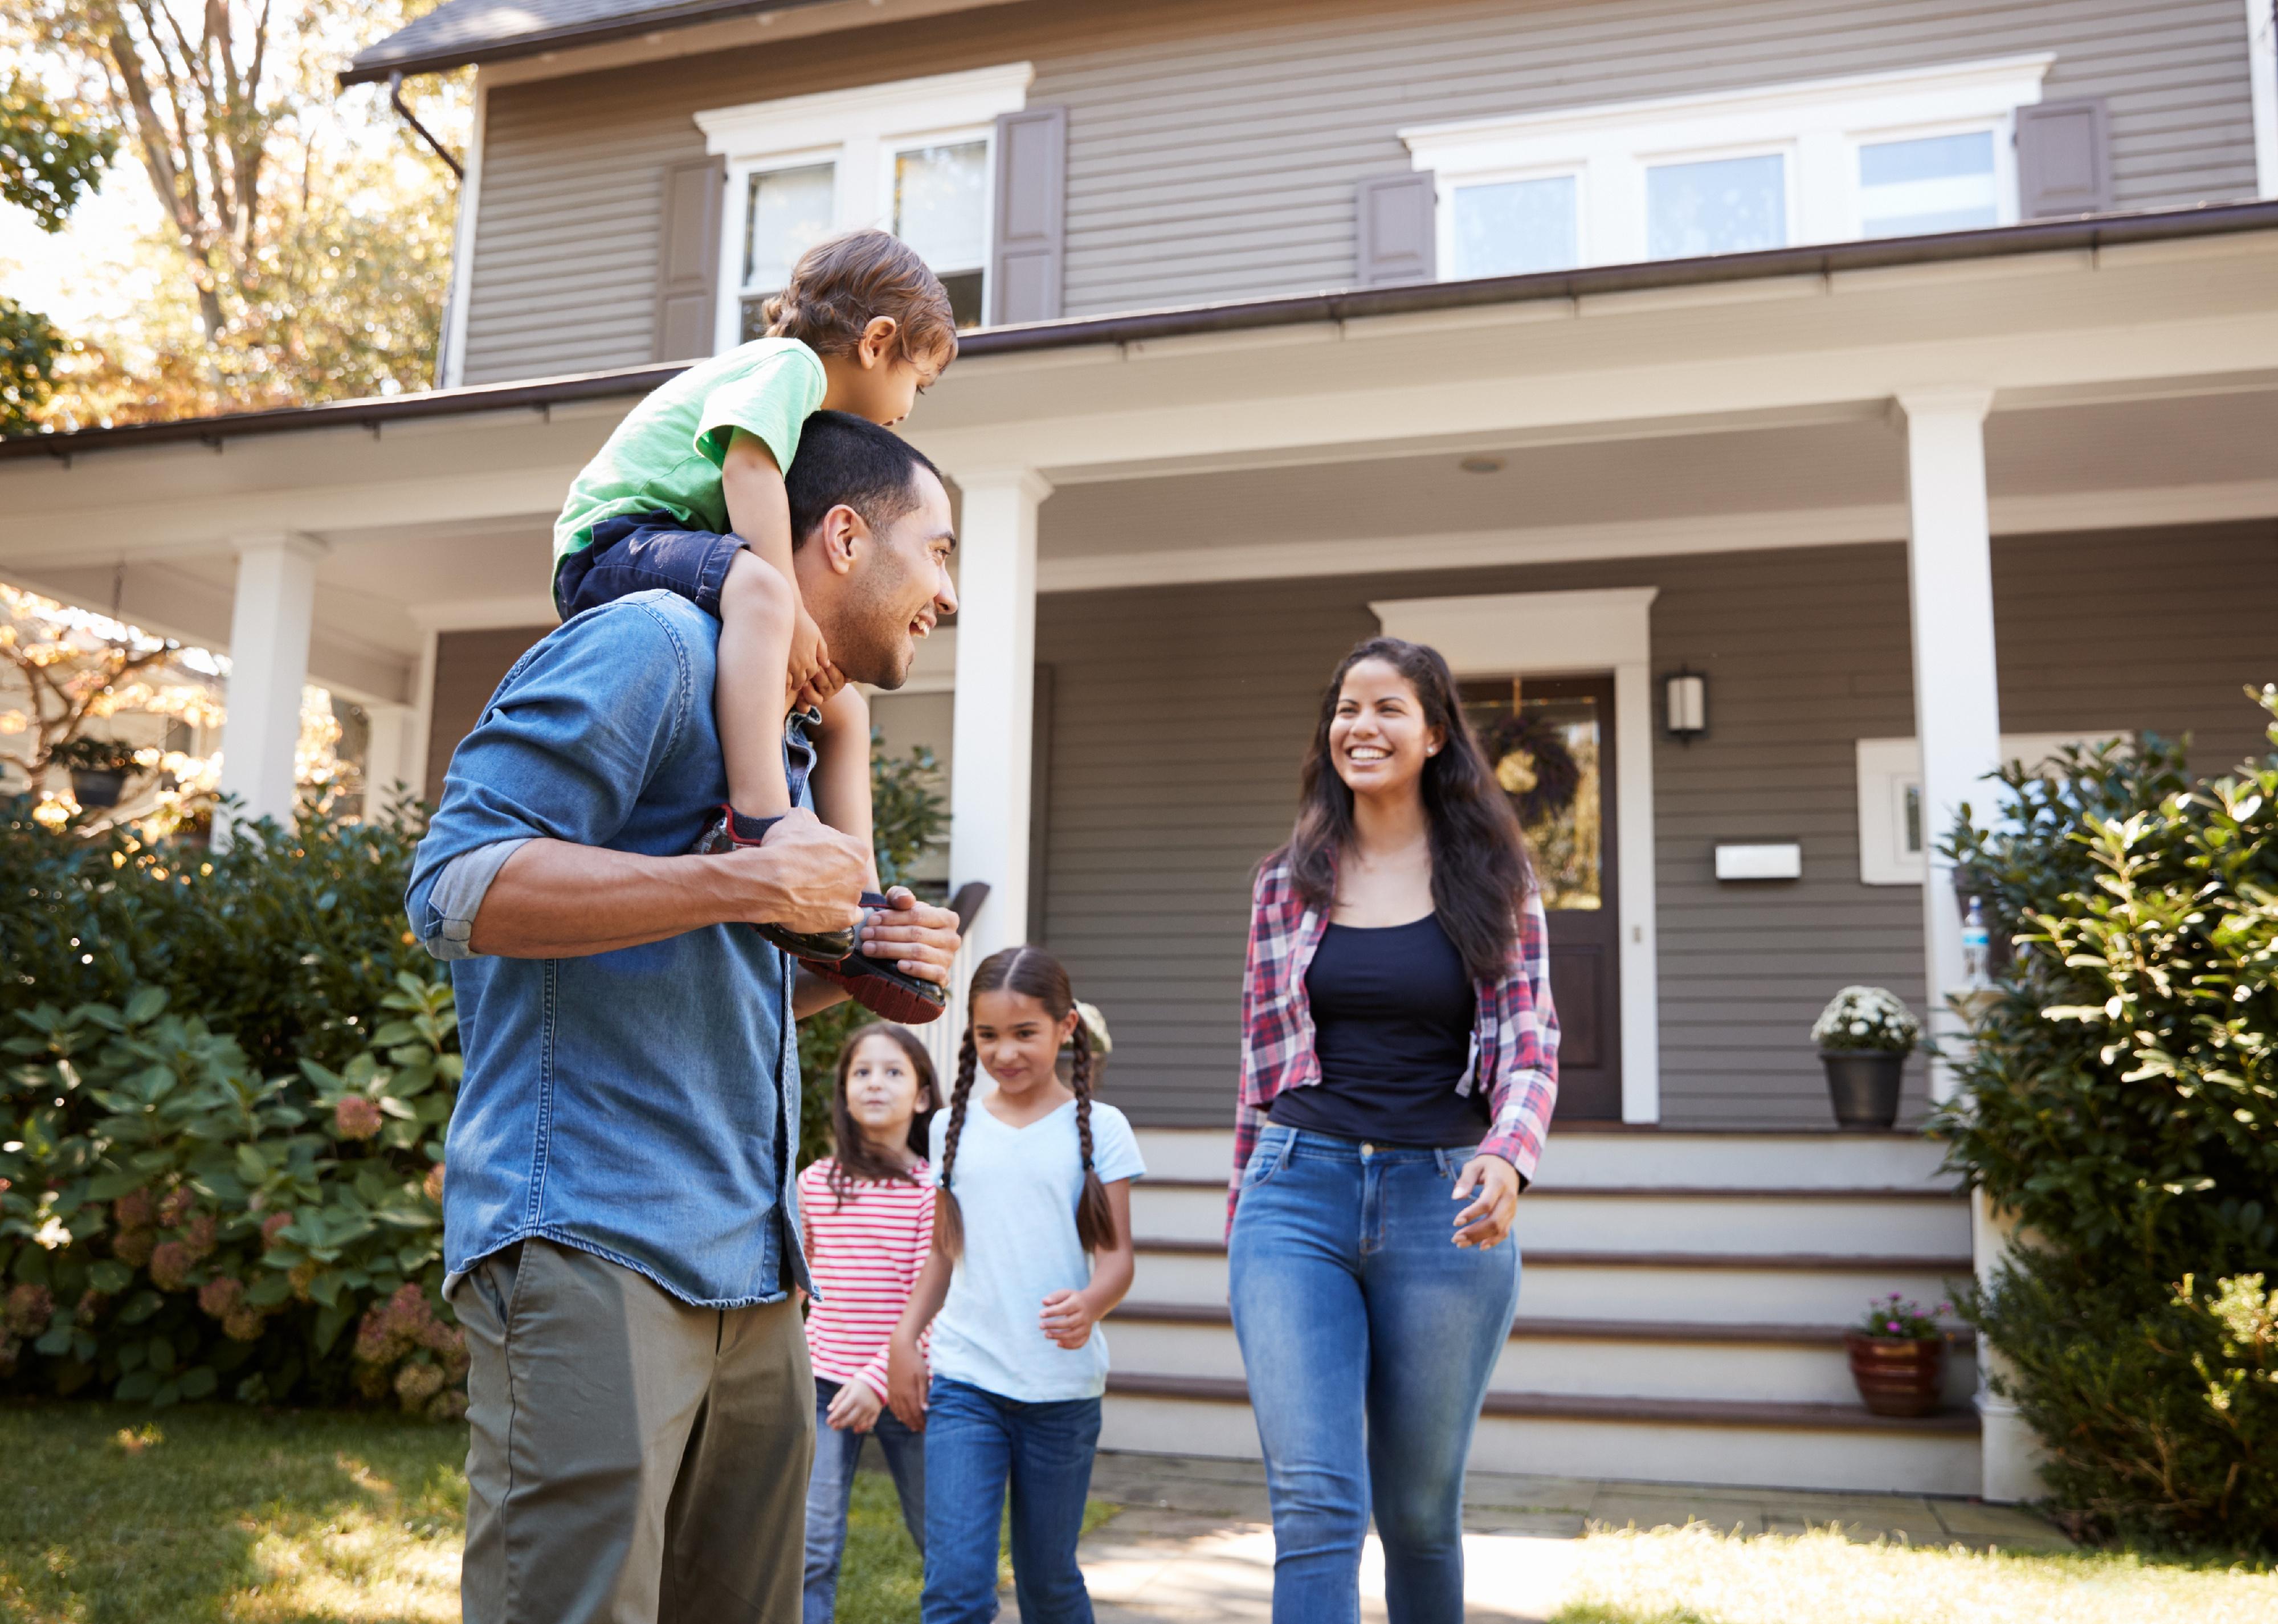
786, 410, 942, 549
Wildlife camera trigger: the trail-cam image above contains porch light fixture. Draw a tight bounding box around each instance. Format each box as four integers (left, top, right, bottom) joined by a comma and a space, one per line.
1665, 668, 1708, 744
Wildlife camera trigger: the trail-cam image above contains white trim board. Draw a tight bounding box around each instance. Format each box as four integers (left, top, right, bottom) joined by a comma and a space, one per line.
440, 75, 488, 390
1369, 589, 1662, 1125
2252, 0, 2278, 201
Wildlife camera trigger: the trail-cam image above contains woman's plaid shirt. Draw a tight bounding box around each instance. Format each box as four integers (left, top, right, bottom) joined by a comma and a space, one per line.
1229, 851, 1560, 1230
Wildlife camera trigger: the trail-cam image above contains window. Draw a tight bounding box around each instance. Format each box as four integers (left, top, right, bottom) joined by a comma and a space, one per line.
696, 63, 1033, 353
893, 140, 989, 327
737, 162, 837, 341
1857, 129, 1998, 236
1854, 733, 2120, 885
1401, 54, 2049, 276
1450, 174, 1578, 277
1646, 153, 1787, 258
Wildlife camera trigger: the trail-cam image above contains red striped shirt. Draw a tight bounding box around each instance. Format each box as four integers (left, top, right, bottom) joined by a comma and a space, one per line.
797, 1157, 935, 1400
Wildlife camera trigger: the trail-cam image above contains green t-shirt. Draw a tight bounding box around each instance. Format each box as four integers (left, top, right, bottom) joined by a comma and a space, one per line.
552, 336, 829, 574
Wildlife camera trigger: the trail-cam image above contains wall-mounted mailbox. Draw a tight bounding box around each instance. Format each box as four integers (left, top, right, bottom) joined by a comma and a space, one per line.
1715, 842, 1803, 881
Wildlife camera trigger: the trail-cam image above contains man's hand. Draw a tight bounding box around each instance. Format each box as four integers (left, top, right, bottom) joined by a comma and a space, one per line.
857, 889, 961, 986
826, 1379, 885, 1433
721, 809, 868, 934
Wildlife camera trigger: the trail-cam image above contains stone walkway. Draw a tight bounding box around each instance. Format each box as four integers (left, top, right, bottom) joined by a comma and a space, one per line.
999, 1451, 2073, 1622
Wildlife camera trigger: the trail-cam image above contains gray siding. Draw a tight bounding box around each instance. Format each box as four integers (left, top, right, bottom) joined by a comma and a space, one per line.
463, 0, 2260, 382
1035, 520, 2278, 1131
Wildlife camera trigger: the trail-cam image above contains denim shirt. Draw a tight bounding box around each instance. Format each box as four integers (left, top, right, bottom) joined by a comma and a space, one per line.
404, 591, 812, 1308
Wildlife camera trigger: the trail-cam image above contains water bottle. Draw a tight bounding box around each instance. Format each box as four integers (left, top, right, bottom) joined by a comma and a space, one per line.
1962, 896, 1990, 989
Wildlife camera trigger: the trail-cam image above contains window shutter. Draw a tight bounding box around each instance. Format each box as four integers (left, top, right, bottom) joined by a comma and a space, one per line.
991, 107, 1067, 325
2016, 99, 2112, 219
654, 156, 725, 361
1356, 171, 1438, 286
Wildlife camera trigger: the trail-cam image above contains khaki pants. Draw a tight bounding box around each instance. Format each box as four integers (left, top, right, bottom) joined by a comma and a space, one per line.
454, 1239, 814, 1624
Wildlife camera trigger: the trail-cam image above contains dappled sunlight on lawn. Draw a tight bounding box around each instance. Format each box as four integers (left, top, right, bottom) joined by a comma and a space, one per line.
1549, 1525, 2278, 1624
0, 1403, 465, 1624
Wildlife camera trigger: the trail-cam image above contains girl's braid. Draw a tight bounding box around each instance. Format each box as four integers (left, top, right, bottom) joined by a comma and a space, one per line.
1068, 1022, 1116, 1253
932, 1025, 981, 1259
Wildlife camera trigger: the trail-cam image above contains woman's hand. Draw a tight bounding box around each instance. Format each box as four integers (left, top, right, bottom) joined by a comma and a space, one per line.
826, 1378, 885, 1434
884, 1332, 929, 1431
1040, 1288, 1102, 1350
1451, 1153, 1521, 1248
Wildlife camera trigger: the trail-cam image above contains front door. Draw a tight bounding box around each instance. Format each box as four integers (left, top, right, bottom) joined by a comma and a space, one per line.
1460, 675, 1622, 1120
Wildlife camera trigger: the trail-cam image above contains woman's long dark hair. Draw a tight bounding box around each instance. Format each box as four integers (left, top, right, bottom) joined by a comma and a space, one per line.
1282, 636, 1534, 983
824, 1023, 937, 1210
933, 946, 1115, 1261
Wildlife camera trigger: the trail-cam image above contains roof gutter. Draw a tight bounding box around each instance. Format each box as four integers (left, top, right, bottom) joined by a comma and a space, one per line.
389, 72, 464, 180
340, 0, 836, 86
7, 198, 2276, 464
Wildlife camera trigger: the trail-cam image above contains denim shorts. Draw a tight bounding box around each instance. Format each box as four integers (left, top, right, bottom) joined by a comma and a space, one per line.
554, 512, 744, 621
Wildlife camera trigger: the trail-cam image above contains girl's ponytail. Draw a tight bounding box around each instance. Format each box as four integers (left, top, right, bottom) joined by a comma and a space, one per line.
931, 1024, 980, 1260
1068, 1020, 1117, 1254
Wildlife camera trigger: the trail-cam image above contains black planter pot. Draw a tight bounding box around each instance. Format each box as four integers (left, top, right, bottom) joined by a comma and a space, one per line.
70, 768, 129, 809
1819, 1049, 1906, 1130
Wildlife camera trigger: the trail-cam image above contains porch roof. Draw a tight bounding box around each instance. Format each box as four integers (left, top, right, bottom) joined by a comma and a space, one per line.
8, 198, 2276, 466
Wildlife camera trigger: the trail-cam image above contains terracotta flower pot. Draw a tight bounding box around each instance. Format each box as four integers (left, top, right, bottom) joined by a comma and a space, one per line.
1844, 1331, 1946, 1417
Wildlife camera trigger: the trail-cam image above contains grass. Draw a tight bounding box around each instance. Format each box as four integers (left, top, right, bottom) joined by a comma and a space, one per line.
1546, 1524, 2278, 1624
0, 1403, 1117, 1624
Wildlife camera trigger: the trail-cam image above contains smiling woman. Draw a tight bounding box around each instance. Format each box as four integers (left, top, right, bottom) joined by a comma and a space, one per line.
1226, 635, 1561, 1624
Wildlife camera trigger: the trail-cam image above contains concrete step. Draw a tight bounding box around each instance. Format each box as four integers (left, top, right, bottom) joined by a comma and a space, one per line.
1099, 1378, 1982, 1496
1129, 1179, 1971, 1256
1105, 1304, 1978, 1409
1130, 1239, 1974, 1324
1133, 1126, 1957, 1192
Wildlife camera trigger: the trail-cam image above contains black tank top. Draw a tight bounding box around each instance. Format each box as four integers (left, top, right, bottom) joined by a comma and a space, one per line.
1268, 913, 1486, 1148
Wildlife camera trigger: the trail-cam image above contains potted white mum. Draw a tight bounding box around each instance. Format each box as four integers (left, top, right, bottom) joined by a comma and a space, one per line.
1810, 986, 1921, 1129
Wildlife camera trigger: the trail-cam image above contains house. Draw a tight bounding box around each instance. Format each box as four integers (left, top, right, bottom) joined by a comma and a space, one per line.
5, 0, 2277, 1500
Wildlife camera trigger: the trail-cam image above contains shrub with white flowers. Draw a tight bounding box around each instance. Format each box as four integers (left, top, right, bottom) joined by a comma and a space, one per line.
1810, 985, 1921, 1055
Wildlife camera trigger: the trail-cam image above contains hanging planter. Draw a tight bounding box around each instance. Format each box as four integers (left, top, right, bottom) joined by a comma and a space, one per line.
1809, 986, 1921, 1130
52, 738, 144, 812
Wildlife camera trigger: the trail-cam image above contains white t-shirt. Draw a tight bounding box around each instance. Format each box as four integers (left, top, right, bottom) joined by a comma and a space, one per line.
927, 1094, 1146, 1402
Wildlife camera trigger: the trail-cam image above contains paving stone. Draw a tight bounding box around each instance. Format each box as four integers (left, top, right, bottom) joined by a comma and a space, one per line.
1927, 1497, 2076, 1548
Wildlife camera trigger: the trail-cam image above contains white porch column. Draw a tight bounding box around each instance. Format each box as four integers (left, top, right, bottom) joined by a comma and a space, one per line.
948, 469, 1051, 965
218, 533, 326, 830
1899, 387, 2040, 1504
1897, 388, 2001, 1103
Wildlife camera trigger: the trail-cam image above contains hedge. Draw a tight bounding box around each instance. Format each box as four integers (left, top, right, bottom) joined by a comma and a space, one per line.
1938, 688, 2278, 1551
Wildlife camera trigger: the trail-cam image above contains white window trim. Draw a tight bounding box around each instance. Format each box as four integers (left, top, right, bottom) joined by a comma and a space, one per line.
1401, 53, 2052, 272
1854, 731, 2124, 886
695, 61, 1032, 352
1369, 588, 1662, 1126
2251, 0, 2278, 200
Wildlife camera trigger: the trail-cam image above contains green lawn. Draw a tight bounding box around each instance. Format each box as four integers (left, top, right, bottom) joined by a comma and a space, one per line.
0, 1403, 1108, 1624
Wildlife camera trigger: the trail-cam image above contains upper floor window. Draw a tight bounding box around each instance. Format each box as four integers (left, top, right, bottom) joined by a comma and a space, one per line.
696, 63, 1032, 350
1403, 54, 2051, 277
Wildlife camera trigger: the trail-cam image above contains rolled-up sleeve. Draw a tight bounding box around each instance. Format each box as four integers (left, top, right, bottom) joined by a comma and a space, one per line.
404, 602, 694, 960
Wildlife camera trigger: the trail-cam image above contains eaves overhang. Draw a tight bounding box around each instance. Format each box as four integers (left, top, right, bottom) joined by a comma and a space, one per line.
9, 198, 2277, 464
340, 0, 839, 86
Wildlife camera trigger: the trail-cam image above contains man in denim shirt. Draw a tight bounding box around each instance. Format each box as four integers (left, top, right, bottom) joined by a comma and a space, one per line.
406, 414, 962, 1624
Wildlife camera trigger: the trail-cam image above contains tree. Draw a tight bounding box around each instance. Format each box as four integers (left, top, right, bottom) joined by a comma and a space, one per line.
12, 1, 462, 425
0, 72, 115, 432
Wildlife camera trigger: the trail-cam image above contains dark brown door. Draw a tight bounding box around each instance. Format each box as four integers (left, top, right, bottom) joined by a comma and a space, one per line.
1460, 675, 1622, 1120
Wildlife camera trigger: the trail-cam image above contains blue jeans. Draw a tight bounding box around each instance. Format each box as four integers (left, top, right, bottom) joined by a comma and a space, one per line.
1228, 1124, 1521, 1624
803, 1378, 926, 1624
554, 513, 742, 620
920, 1376, 1101, 1624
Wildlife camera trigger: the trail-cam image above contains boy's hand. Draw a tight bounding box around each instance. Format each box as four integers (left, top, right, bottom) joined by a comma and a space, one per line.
787, 607, 835, 709
1040, 1288, 1100, 1350
885, 1332, 929, 1431
827, 1379, 885, 1433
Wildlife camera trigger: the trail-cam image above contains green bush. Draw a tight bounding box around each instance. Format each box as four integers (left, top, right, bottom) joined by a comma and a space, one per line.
1937, 688, 2278, 1551
1, 975, 461, 1413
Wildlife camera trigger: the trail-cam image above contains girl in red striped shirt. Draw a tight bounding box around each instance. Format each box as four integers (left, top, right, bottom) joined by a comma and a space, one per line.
797, 1022, 938, 1623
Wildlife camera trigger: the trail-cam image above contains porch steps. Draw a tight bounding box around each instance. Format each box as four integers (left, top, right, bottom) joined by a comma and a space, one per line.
1103, 1127, 1982, 1495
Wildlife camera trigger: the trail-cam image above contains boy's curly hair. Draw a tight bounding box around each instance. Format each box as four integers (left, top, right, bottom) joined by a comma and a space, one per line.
764, 228, 960, 371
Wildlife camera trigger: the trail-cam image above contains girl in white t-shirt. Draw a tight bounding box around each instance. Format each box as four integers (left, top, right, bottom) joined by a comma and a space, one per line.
887, 946, 1145, 1624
